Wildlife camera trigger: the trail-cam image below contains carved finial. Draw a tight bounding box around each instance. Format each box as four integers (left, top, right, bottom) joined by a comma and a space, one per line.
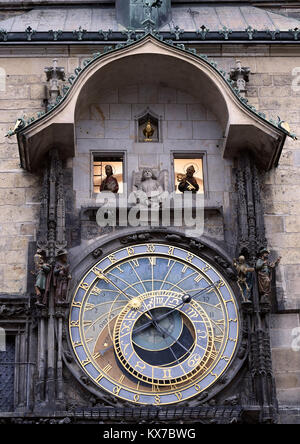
219, 26, 232, 40
245, 26, 256, 40
44, 59, 65, 108
289, 28, 300, 41
98, 29, 113, 41
172, 25, 184, 41
266, 29, 280, 40
49, 29, 62, 41
196, 25, 209, 40
230, 60, 250, 97
73, 26, 87, 41
25, 26, 36, 41
0, 28, 8, 41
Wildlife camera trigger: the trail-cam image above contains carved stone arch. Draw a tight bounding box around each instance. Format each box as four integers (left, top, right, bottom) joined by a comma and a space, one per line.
16, 35, 287, 172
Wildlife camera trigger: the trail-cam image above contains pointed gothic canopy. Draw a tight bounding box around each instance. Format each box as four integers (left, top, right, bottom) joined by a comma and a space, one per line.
15, 34, 290, 172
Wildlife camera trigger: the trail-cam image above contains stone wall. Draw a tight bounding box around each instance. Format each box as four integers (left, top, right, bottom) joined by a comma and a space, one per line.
230, 49, 300, 410
75, 83, 225, 204
0, 51, 81, 295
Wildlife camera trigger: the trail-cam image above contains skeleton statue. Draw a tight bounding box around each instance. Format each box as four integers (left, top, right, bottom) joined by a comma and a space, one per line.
33, 249, 51, 307
233, 256, 254, 301
53, 251, 72, 305
255, 248, 281, 303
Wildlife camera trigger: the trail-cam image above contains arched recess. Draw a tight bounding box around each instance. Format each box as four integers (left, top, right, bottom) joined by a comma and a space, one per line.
17, 35, 287, 172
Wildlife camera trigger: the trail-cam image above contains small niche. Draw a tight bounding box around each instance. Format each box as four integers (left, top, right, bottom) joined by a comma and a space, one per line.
135, 108, 161, 143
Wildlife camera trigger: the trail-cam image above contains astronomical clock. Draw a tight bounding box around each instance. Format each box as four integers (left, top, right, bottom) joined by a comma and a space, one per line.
69, 242, 240, 406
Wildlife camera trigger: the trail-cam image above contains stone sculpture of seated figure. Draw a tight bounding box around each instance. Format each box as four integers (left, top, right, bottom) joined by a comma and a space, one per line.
133, 168, 167, 208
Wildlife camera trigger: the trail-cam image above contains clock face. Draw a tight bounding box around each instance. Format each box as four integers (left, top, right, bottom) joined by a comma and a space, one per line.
69, 243, 239, 405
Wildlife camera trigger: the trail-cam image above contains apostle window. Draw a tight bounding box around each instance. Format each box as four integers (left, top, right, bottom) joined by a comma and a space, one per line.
173, 156, 204, 194
93, 154, 124, 194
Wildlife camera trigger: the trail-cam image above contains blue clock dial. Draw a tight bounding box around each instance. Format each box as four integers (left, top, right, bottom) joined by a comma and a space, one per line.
69, 243, 239, 405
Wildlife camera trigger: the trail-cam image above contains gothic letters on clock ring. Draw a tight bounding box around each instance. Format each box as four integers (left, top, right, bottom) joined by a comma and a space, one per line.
69, 243, 239, 405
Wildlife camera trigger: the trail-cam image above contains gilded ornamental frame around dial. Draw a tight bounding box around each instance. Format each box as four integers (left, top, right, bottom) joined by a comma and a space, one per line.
63, 230, 247, 407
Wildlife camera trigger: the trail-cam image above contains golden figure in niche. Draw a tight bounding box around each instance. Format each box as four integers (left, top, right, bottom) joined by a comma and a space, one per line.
143, 119, 155, 141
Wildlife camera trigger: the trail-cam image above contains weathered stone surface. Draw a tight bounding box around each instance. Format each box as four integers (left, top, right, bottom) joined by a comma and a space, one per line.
285, 216, 300, 233
272, 348, 300, 373
271, 314, 300, 330
277, 388, 300, 406
265, 215, 284, 234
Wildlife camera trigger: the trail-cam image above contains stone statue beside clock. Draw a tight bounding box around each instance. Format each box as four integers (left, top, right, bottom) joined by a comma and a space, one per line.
233, 248, 281, 302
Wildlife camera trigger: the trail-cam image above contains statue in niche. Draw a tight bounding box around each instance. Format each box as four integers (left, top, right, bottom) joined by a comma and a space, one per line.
233, 255, 254, 301
33, 249, 51, 307
255, 248, 281, 303
143, 119, 155, 141
100, 165, 119, 194
133, 168, 168, 207
178, 165, 200, 193
53, 251, 72, 305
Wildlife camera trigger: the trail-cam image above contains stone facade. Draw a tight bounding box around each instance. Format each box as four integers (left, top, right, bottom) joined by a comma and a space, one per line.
0, 1, 300, 424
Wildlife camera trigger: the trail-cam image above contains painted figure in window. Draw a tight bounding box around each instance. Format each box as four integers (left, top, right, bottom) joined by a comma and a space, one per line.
34, 249, 51, 307
100, 164, 119, 193
255, 248, 281, 303
178, 165, 199, 193
233, 255, 254, 301
53, 251, 71, 305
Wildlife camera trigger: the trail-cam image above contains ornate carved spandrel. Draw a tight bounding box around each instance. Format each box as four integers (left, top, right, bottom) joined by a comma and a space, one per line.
37, 168, 49, 252
55, 156, 67, 253
236, 154, 267, 265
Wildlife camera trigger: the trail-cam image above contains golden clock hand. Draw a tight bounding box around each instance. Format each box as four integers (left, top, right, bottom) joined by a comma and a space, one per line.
96, 270, 152, 320
95, 271, 132, 301
98, 344, 114, 356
